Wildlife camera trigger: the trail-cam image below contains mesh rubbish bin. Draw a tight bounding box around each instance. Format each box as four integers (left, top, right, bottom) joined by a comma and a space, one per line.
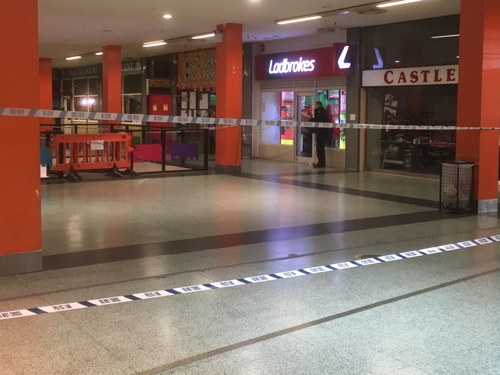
440, 162, 474, 213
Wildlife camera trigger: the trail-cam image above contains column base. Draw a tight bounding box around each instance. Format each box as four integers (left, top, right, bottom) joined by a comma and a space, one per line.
0, 250, 42, 276
475, 199, 498, 214
215, 164, 241, 174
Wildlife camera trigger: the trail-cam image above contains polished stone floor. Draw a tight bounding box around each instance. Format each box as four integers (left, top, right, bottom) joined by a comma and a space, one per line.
1, 159, 499, 375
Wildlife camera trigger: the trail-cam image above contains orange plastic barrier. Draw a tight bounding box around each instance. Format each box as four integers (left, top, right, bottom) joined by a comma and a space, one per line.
51, 133, 134, 175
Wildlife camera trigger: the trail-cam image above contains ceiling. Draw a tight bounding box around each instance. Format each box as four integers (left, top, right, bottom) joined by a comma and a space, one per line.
38, 0, 461, 68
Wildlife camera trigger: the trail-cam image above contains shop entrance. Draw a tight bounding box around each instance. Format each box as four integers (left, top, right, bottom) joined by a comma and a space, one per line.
294, 92, 315, 164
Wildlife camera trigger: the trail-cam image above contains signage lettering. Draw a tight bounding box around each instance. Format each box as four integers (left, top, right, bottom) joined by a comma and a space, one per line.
268, 57, 316, 75
121, 61, 141, 73
337, 46, 351, 69
447, 69, 456, 81
61, 65, 99, 78
384, 71, 393, 84
364, 65, 459, 87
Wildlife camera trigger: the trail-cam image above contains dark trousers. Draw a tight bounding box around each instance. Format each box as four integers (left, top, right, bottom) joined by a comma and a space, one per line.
315, 131, 328, 166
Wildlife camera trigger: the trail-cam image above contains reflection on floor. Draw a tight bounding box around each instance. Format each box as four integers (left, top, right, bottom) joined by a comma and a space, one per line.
2, 159, 499, 375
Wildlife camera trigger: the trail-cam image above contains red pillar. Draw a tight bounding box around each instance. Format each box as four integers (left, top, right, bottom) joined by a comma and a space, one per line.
102, 45, 121, 128
456, 0, 500, 212
215, 23, 243, 172
39, 58, 53, 127
0, 0, 42, 275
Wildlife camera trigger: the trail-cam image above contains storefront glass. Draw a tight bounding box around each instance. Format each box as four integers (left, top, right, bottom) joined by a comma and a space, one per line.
260, 89, 347, 153
363, 15, 459, 174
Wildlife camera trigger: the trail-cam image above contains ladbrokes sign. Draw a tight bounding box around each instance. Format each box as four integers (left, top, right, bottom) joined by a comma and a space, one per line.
255, 44, 351, 80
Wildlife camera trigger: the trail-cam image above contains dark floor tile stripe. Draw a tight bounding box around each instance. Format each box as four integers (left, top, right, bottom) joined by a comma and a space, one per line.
42, 210, 456, 271
237, 172, 438, 208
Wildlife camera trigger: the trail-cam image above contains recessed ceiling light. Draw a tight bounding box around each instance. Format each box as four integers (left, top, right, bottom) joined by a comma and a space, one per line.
191, 33, 215, 39
163, 14, 172, 19
395, 60, 400, 63
143, 40, 167, 47
95, 52, 103, 56
377, 0, 421, 8
277, 15, 322, 25
431, 34, 459, 39
66, 56, 82, 61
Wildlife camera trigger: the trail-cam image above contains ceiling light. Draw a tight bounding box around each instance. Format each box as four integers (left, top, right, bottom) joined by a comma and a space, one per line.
191, 33, 216, 39
277, 15, 322, 25
95, 52, 103, 56
66, 56, 82, 60
163, 14, 172, 19
142, 40, 167, 47
431, 34, 460, 39
377, 0, 421, 8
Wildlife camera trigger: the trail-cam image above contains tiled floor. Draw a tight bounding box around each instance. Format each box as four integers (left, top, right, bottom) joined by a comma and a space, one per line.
1, 159, 499, 375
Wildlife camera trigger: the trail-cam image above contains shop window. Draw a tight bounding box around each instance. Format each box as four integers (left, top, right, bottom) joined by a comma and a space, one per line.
364, 15, 459, 70
73, 78, 87, 96
62, 79, 72, 97
123, 74, 142, 94
88, 77, 99, 96
366, 85, 457, 173
123, 95, 142, 114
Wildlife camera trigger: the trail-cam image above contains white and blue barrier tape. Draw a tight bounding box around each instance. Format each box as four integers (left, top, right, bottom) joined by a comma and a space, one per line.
1, 106, 499, 131
0, 235, 498, 321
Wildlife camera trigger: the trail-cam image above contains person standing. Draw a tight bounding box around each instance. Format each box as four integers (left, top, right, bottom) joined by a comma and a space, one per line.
310, 101, 331, 168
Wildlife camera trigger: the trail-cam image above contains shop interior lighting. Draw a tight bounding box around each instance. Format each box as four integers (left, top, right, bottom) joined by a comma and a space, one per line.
191, 32, 216, 39
142, 40, 167, 48
431, 34, 460, 39
66, 56, 82, 60
377, 0, 421, 8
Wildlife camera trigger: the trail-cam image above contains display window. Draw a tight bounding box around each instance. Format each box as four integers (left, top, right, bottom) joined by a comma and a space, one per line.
366, 85, 457, 174
122, 74, 142, 115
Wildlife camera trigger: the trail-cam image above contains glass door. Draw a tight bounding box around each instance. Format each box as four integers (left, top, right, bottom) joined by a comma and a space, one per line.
295, 92, 315, 163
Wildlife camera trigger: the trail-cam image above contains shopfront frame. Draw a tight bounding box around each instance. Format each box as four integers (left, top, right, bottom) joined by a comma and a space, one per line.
254, 44, 350, 168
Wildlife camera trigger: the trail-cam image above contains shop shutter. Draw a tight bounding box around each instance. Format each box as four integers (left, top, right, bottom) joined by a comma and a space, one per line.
259, 77, 346, 91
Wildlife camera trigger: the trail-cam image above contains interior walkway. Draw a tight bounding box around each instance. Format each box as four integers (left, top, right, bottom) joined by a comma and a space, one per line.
0, 160, 499, 375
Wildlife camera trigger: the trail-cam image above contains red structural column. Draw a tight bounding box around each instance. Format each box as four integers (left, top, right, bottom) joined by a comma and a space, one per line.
0, 0, 42, 274
39, 58, 53, 127
215, 23, 243, 172
456, 0, 500, 212
102, 45, 122, 128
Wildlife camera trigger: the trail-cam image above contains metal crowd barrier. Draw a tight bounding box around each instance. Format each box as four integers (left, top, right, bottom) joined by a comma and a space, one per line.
40, 123, 210, 181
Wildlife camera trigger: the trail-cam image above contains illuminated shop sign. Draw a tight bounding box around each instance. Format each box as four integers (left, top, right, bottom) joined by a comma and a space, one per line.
362, 65, 458, 87
269, 57, 315, 74
255, 43, 351, 80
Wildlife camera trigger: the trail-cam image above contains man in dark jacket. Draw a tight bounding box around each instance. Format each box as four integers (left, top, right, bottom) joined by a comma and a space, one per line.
310, 101, 331, 168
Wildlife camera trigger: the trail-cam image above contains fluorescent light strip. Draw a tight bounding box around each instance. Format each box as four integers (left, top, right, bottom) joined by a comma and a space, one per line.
277, 15, 322, 25
191, 33, 215, 40
377, 0, 421, 8
66, 56, 82, 61
142, 40, 167, 47
95, 52, 103, 56
431, 34, 460, 39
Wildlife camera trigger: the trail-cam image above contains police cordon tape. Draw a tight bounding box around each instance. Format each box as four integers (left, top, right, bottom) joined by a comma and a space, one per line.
0, 235, 498, 321
1, 106, 499, 131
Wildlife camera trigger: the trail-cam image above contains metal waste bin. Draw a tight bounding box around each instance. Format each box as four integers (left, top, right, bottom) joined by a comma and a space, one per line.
439, 161, 474, 212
